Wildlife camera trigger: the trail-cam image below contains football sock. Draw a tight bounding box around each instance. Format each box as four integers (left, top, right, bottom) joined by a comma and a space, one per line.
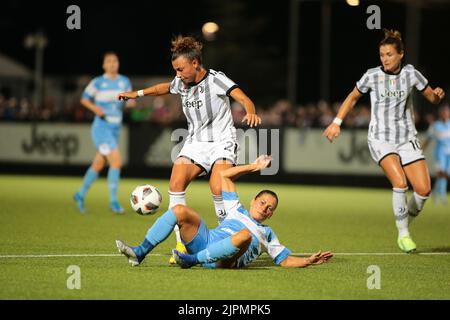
392, 187, 409, 238
437, 177, 447, 202
79, 167, 99, 197
407, 192, 429, 225
195, 237, 240, 264
212, 194, 227, 223
134, 209, 177, 257
169, 191, 186, 243
107, 168, 120, 204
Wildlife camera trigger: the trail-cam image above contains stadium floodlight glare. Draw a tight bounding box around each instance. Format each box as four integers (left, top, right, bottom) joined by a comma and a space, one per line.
202, 22, 219, 41
346, 0, 360, 6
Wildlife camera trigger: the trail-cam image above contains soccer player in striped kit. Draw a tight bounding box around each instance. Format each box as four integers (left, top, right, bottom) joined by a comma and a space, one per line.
323, 29, 445, 253
118, 36, 261, 263
74, 52, 135, 214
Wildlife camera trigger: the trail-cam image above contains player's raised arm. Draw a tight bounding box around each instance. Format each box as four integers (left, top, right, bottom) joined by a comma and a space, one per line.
322, 87, 362, 143
280, 251, 333, 268
117, 82, 171, 101
421, 86, 445, 105
229, 88, 262, 128
220, 155, 272, 193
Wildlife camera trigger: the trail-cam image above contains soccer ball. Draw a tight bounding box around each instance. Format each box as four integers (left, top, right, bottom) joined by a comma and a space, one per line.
130, 184, 162, 215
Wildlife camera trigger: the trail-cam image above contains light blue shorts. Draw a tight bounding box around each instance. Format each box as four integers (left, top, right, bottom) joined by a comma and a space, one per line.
91, 121, 120, 156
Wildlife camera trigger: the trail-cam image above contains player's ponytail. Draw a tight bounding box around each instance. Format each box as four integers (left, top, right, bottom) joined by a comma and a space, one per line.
379, 29, 404, 53
171, 35, 203, 64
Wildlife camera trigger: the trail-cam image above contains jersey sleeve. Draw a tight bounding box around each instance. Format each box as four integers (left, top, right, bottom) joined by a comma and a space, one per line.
222, 191, 242, 213
264, 227, 291, 265
169, 77, 181, 94
412, 68, 429, 92
82, 78, 98, 100
212, 71, 239, 97
355, 71, 371, 94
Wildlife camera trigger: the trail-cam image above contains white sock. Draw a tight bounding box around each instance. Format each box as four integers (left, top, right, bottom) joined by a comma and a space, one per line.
169, 191, 186, 243
392, 187, 409, 238
408, 192, 429, 225
212, 194, 227, 223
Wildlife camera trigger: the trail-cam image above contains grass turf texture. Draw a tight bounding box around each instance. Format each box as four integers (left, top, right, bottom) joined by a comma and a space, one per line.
0, 174, 449, 299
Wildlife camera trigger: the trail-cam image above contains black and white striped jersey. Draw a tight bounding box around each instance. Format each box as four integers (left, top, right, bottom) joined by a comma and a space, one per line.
356, 64, 429, 144
170, 69, 239, 143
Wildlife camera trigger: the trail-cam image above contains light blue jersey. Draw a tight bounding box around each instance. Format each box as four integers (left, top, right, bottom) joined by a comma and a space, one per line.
82, 74, 132, 126
215, 191, 291, 267
82, 74, 131, 154
428, 120, 450, 172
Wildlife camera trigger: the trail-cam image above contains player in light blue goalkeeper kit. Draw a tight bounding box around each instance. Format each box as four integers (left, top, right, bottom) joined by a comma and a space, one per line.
74, 52, 135, 214
116, 155, 333, 268
424, 105, 450, 204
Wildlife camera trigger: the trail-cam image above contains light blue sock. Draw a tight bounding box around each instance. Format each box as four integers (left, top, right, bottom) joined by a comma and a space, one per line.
79, 167, 99, 197
107, 168, 120, 203
196, 237, 240, 264
433, 178, 439, 194
438, 178, 447, 201
134, 209, 178, 258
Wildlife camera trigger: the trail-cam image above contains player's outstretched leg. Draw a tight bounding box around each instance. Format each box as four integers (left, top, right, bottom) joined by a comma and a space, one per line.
393, 187, 416, 253
403, 159, 432, 252
106, 149, 124, 214
407, 192, 429, 225
168, 158, 203, 264
108, 167, 123, 214
116, 208, 178, 266
172, 229, 252, 269
74, 167, 99, 213
73, 192, 86, 213
433, 175, 448, 205
168, 191, 188, 265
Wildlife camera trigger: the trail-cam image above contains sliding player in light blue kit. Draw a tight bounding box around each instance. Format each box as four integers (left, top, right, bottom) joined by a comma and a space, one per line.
424, 105, 450, 204
116, 155, 333, 269
74, 52, 135, 214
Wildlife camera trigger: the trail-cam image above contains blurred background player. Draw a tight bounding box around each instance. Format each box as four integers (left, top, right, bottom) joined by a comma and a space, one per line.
118, 36, 261, 264
423, 104, 450, 205
74, 52, 135, 214
116, 155, 333, 269
323, 29, 445, 253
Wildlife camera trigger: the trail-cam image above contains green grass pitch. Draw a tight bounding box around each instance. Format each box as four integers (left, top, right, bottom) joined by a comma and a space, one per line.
0, 174, 449, 299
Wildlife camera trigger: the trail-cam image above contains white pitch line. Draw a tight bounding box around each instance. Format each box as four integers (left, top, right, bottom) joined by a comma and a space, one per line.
0, 252, 449, 259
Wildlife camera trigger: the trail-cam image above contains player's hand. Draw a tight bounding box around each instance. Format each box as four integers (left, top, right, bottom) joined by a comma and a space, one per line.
252, 155, 272, 171
323, 123, 341, 143
307, 251, 333, 265
434, 87, 445, 101
94, 106, 105, 118
117, 91, 138, 101
242, 113, 262, 128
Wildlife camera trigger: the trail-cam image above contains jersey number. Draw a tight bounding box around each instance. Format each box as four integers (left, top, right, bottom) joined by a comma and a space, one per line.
224, 141, 238, 154
409, 138, 422, 151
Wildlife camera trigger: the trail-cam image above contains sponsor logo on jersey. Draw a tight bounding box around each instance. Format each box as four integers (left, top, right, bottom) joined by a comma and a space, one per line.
183, 100, 203, 109
380, 89, 405, 98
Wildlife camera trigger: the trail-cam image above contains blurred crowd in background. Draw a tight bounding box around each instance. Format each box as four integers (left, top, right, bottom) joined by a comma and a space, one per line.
0, 92, 442, 131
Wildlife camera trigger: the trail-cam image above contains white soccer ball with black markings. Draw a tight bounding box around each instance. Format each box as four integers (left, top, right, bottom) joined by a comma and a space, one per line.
130, 184, 162, 215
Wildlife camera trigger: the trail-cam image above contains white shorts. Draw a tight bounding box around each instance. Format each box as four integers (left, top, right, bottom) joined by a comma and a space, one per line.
368, 137, 425, 166
178, 139, 238, 175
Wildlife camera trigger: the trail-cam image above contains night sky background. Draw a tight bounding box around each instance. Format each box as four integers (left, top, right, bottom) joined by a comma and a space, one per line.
1, 0, 449, 105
